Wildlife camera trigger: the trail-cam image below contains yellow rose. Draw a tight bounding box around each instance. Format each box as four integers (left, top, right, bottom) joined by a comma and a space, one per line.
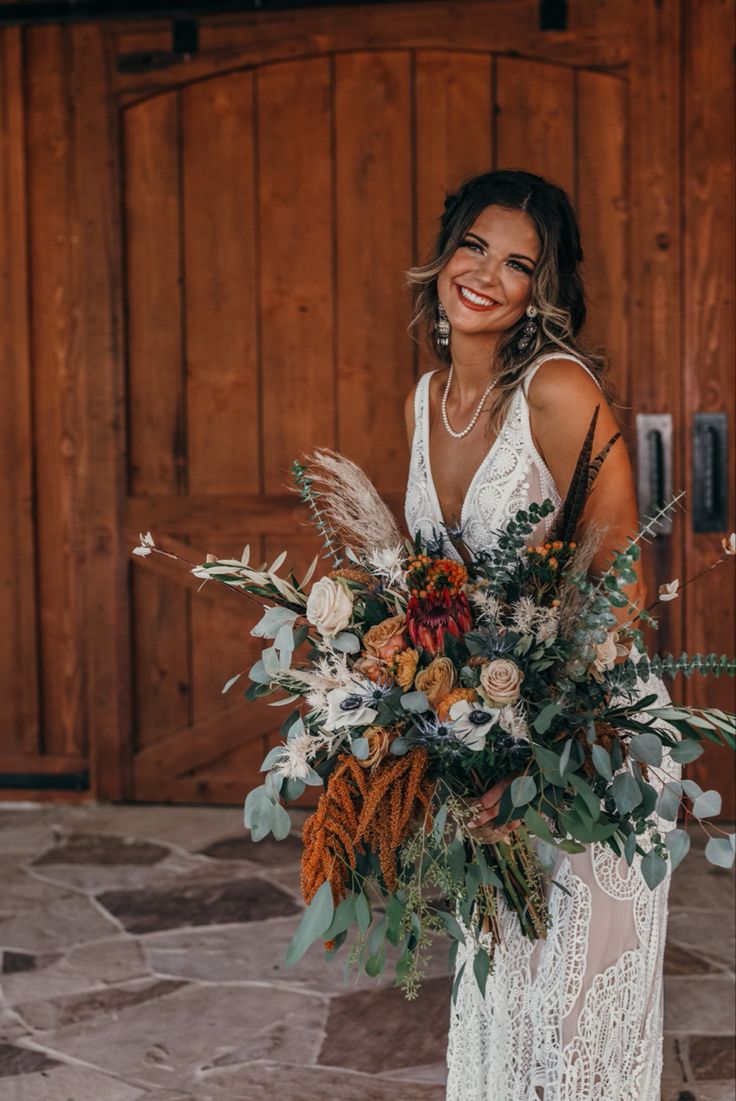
363, 614, 408, 662
478, 658, 524, 707
415, 657, 456, 708
393, 648, 419, 691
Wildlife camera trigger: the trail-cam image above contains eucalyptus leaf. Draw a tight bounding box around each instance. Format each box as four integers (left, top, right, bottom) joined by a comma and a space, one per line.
350, 737, 370, 761
664, 827, 690, 870
251, 605, 299, 639
400, 690, 429, 713
260, 746, 286, 771
325, 893, 358, 940
611, 772, 642, 815
432, 802, 449, 844
591, 744, 613, 781
286, 880, 335, 966
669, 739, 705, 764
330, 631, 361, 654
692, 790, 722, 819
624, 830, 637, 866
559, 739, 572, 777
523, 806, 556, 845
271, 802, 292, 841
439, 910, 466, 944
629, 732, 663, 766
473, 948, 491, 997
640, 849, 668, 890
533, 702, 561, 734
705, 836, 736, 869
655, 782, 681, 822
356, 891, 371, 934
281, 777, 306, 802
510, 774, 537, 807
681, 779, 703, 798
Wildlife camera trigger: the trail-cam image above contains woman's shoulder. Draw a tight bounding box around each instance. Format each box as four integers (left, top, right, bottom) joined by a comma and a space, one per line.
523, 353, 603, 408
404, 368, 445, 445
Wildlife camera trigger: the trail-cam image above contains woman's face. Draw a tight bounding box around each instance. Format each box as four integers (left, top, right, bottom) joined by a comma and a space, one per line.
436, 204, 541, 338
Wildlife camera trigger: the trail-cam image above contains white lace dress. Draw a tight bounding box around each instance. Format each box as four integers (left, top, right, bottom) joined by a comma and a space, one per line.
404, 354, 681, 1101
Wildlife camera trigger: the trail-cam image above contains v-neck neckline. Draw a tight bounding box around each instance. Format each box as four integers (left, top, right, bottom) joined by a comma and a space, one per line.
422, 369, 505, 537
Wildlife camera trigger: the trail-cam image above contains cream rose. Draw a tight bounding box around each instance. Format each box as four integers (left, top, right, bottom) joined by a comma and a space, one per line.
478, 658, 524, 707
415, 657, 456, 708
591, 630, 628, 681
306, 576, 354, 638
363, 614, 408, 661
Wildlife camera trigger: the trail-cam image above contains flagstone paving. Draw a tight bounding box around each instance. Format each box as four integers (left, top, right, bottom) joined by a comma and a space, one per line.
0, 802, 733, 1101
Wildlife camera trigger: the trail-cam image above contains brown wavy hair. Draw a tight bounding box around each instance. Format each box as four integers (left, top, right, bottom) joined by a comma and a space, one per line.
406, 168, 611, 436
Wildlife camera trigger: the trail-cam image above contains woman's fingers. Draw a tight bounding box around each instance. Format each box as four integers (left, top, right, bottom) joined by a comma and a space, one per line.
478, 780, 509, 810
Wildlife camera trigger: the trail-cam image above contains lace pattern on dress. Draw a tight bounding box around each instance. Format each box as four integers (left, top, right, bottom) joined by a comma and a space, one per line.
405, 355, 680, 1101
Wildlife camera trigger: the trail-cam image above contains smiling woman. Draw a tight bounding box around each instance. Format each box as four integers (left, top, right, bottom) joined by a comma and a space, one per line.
403, 169, 679, 1101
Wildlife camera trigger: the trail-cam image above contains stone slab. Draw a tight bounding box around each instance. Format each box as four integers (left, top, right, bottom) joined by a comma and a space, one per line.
667, 910, 736, 968
191, 1061, 447, 1100
689, 1035, 736, 1081
143, 917, 451, 996
664, 941, 725, 976
57, 805, 246, 853
32, 832, 170, 867
693, 1083, 736, 1101
30, 984, 327, 1093
26, 850, 207, 893
96, 875, 300, 934
0, 858, 76, 915
0, 1061, 147, 1100
198, 833, 302, 866
16, 977, 187, 1031
0, 895, 120, 954
665, 976, 736, 1034
0, 1044, 59, 1079
319, 976, 452, 1074
669, 863, 735, 912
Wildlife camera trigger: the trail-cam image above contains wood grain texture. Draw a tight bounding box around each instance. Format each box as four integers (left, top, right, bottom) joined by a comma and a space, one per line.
335, 51, 413, 490
113, 1, 631, 102
628, 0, 683, 662
496, 56, 575, 200
576, 70, 629, 414
680, 0, 735, 816
183, 71, 258, 496
258, 56, 334, 494
25, 25, 86, 757
414, 50, 493, 376
0, 27, 40, 755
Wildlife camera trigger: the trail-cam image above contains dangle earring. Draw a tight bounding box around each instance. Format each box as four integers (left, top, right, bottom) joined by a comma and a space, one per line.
517, 303, 539, 353
436, 302, 451, 350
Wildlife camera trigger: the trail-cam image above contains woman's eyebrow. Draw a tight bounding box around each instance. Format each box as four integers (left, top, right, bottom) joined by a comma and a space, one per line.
465, 232, 537, 265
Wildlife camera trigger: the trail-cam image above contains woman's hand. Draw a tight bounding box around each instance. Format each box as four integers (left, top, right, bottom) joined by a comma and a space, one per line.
469, 777, 522, 844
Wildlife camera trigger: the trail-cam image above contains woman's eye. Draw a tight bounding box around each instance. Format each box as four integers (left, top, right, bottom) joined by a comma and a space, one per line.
508, 260, 532, 275
460, 239, 483, 253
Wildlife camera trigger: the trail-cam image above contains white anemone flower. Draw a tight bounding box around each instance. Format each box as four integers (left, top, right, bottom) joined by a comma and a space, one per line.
448, 698, 496, 751
323, 680, 378, 732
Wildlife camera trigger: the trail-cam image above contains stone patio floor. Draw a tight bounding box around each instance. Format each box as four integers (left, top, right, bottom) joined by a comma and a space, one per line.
0, 802, 733, 1101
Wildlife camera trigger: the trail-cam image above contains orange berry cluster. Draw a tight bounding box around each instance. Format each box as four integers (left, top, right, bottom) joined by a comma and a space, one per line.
406, 555, 468, 597
525, 539, 577, 572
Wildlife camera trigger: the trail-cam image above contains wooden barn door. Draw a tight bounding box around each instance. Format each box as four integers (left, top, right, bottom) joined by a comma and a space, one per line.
114, 1, 697, 804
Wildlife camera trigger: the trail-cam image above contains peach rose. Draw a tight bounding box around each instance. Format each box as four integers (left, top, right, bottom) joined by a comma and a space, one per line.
363, 614, 408, 661
353, 654, 394, 685
478, 658, 524, 707
415, 657, 457, 708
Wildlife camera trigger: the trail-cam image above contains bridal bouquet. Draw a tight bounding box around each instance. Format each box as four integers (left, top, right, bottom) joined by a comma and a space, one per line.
133, 413, 736, 999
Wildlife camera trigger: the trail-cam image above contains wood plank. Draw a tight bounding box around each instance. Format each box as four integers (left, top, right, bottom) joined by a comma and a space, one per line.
496, 56, 575, 201
124, 89, 191, 757
258, 56, 334, 494
68, 24, 133, 801
183, 71, 258, 495
576, 70, 629, 413
414, 50, 493, 376
126, 491, 408, 537
335, 51, 413, 491
25, 25, 86, 757
628, 0, 683, 664
133, 701, 275, 781
0, 27, 40, 755
113, 1, 631, 101
0, 754, 87, 774
681, 0, 735, 816
125, 90, 185, 495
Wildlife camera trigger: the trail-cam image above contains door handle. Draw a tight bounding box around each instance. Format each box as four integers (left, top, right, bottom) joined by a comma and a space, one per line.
692, 413, 729, 532
636, 414, 674, 534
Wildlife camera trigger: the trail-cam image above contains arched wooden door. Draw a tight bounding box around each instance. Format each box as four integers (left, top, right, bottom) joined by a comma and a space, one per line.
118, 2, 688, 804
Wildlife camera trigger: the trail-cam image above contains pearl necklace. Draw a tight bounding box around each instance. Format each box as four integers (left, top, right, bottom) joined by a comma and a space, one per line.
441, 366, 494, 439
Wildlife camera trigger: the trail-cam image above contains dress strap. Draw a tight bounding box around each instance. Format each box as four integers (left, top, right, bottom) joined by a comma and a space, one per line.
521, 352, 602, 395
414, 369, 438, 440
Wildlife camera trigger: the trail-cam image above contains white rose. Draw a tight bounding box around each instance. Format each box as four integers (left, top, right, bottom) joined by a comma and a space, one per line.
306, 576, 354, 638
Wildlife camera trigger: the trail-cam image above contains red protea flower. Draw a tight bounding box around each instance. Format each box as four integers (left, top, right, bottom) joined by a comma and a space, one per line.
404, 555, 473, 655
406, 587, 473, 655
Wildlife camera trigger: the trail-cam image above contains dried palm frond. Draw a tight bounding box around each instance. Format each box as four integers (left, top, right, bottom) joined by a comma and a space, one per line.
294, 448, 404, 556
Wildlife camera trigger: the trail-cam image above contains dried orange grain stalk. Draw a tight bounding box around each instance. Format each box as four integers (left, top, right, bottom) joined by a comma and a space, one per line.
300, 749, 434, 904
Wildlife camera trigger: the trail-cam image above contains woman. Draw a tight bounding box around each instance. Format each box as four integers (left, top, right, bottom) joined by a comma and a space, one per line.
403, 170, 680, 1101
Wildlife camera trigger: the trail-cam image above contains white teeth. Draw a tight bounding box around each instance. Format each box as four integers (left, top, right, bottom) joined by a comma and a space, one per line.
459, 285, 497, 307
